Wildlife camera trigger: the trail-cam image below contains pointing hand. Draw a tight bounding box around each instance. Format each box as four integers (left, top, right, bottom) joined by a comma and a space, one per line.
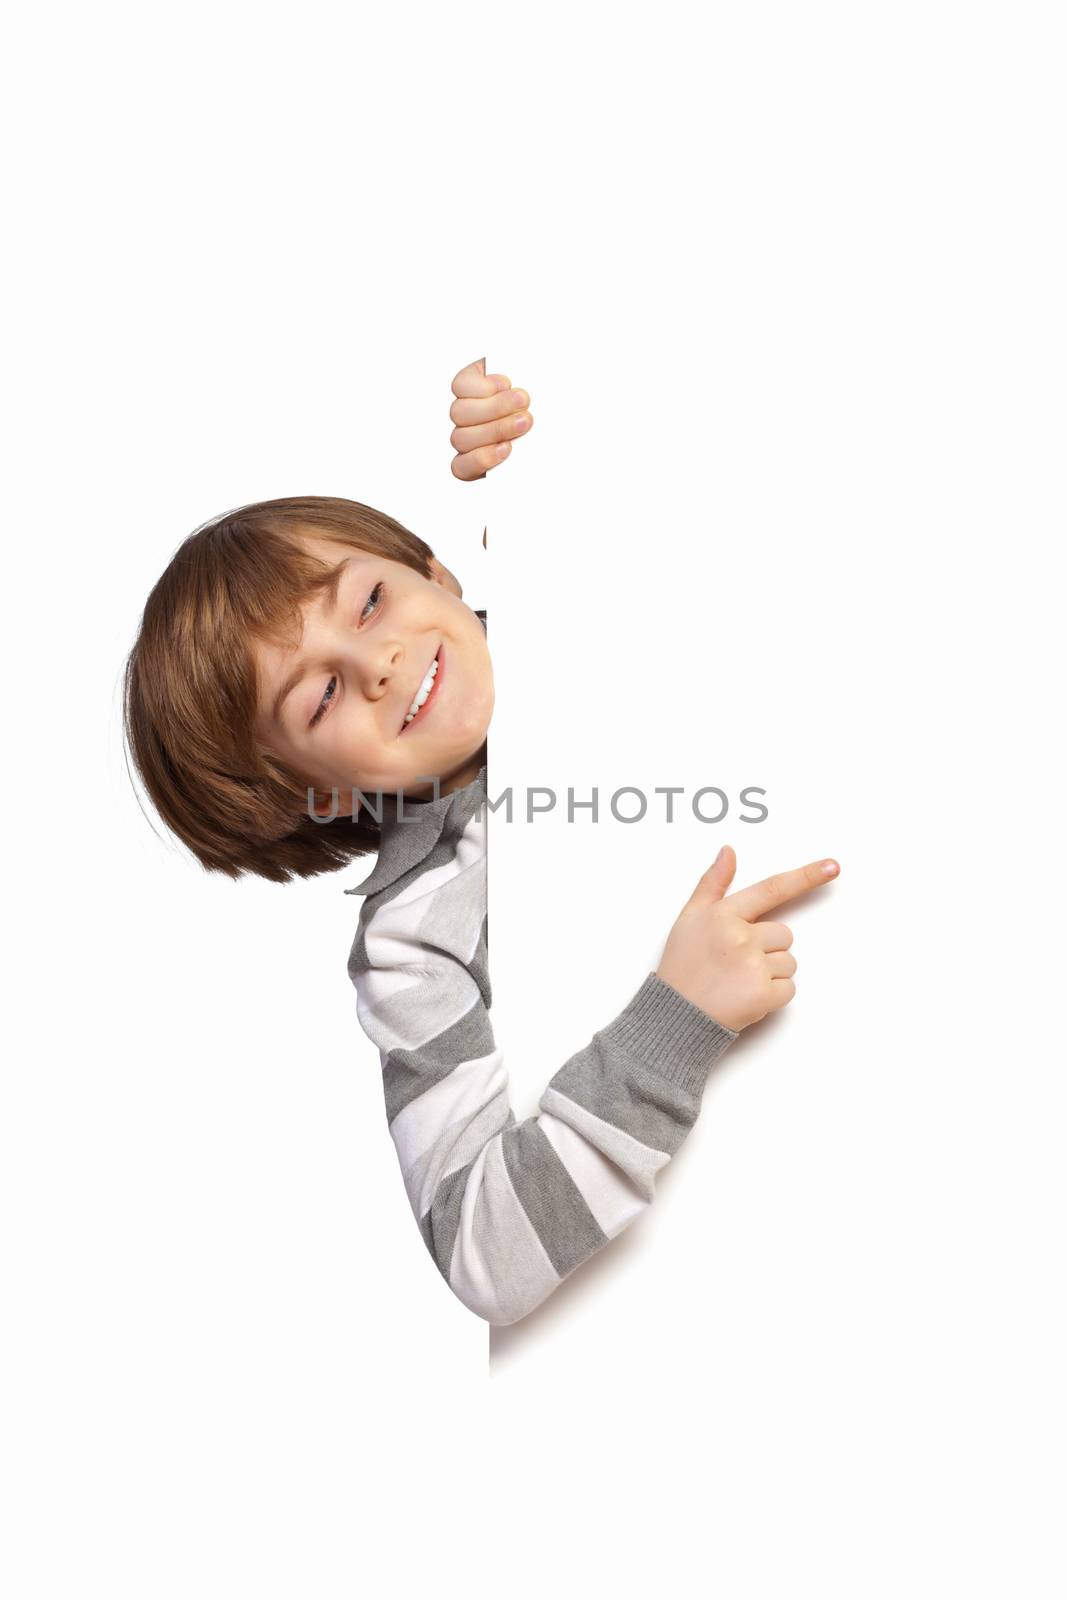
655, 848, 840, 1033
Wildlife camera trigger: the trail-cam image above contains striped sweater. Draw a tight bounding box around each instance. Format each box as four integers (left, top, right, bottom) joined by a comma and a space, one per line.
344, 639, 737, 1326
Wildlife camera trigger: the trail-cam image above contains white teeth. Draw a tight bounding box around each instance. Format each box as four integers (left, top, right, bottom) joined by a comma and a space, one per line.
403, 655, 439, 724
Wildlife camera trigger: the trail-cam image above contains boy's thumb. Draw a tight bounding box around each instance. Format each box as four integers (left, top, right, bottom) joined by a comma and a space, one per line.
697, 844, 737, 903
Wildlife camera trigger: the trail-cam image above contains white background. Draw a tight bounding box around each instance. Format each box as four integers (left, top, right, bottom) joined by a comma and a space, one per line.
4, 2, 1065, 1595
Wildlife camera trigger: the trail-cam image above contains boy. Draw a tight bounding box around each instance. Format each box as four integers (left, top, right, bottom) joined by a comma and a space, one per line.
122, 357, 839, 1327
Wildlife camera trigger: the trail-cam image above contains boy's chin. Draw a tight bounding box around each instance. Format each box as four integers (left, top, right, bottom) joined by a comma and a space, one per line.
336, 747, 483, 809
405, 739, 487, 788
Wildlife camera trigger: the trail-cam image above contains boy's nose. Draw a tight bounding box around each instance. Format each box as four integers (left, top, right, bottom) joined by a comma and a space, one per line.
331, 628, 404, 691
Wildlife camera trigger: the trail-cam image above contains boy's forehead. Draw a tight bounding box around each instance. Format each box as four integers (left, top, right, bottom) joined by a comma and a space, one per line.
294, 531, 416, 581
296, 530, 368, 567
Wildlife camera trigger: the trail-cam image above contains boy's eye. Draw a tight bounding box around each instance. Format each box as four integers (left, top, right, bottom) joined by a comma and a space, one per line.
309, 676, 337, 728
309, 579, 386, 729
359, 580, 385, 624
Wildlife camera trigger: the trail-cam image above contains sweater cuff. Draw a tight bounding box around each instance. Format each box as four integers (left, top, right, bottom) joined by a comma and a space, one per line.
599, 971, 738, 1096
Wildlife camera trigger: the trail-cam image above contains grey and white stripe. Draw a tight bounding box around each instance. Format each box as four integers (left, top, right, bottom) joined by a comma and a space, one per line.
344, 764, 737, 1325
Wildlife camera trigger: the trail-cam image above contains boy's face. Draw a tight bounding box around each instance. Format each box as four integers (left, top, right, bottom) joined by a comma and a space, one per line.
251, 533, 493, 812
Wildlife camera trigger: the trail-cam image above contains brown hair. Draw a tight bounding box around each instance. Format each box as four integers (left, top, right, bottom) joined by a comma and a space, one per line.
121, 495, 436, 884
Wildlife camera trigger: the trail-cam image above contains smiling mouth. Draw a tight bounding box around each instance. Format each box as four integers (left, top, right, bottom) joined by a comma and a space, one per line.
399, 646, 443, 735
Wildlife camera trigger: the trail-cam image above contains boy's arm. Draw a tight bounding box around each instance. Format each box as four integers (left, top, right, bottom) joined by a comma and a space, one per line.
345, 769, 736, 1327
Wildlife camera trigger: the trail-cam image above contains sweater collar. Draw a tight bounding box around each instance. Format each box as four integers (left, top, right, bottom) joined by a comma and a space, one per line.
343, 760, 487, 897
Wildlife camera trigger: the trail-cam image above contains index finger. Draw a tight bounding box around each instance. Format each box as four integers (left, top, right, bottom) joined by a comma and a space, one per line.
452, 357, 511, 400
726, 859, 840, 921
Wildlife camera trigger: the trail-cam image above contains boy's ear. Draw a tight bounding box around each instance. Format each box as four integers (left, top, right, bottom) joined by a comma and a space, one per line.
428, 554, 462, 598
308, 790, 355, 820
